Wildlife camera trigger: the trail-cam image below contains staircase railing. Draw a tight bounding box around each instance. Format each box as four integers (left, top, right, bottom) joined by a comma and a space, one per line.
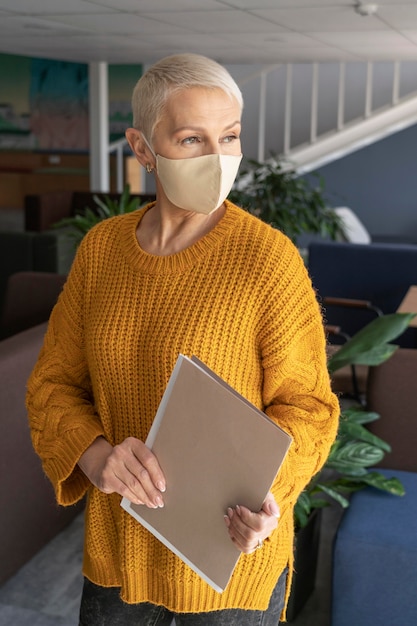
239, 60, 417, 172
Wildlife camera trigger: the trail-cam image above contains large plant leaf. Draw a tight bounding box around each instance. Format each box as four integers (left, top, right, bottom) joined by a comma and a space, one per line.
329, 343, 398, 372
320, 477, 365, 495
295, 491, 311, 514
92, 195, 114, 216
328, 313, 416, 373
295, 467, 406, 529
294, 492, 313, 528
294, 492, 330, 528
314, 484, 350, 508
338, 421, 391, 452
294, 501, 310, 529
309, 498, 330, 510
341, 406, 380, 424
360, 472, 405, 496
326, 441, 385, 474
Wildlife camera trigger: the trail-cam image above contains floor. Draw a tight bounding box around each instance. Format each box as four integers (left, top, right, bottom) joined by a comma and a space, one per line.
0, 504, 342, 626
0, 514, 84, 626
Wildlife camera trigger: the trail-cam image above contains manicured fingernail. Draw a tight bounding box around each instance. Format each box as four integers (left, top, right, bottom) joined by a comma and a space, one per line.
269, 503, 280, 518
236, 505, 242, 516
157, 481, 166, 492
224, 515, 230, 527
227, 507, 234, 519
155, 495, 164, 508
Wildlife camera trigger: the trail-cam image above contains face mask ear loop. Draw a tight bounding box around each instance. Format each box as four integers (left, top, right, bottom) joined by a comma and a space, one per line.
141, 133, 157, 159
140, 132, 157, 174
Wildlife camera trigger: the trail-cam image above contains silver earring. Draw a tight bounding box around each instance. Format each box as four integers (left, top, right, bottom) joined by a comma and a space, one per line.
146, 163, 154, 173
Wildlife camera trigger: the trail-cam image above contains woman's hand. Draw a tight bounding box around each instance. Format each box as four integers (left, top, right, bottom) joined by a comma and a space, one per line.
224, 491, 280, 553
78, 436, 166, 508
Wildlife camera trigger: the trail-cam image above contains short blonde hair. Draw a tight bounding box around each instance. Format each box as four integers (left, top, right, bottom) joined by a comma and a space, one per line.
131, 53, 243, 143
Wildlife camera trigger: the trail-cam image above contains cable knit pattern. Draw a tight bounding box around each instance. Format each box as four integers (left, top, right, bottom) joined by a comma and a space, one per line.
26, 200, 339, 613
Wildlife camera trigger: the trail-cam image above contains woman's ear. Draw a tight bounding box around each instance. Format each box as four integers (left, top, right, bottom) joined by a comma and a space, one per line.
125, 128, 155, 170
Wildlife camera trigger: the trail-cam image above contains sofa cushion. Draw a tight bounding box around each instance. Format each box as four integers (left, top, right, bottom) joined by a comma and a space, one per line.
332, 469, 417, 626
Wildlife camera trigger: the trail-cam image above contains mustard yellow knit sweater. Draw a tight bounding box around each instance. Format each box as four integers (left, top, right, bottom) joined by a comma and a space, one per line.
26, 201, 339, 614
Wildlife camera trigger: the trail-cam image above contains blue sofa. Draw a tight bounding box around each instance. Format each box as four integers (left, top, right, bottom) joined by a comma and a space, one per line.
308, 240, 417, 347
331, 348, 417, 625
332, 468, 417, 626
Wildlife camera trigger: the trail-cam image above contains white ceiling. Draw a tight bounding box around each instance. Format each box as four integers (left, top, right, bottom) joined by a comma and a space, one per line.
1, 0, 417, 65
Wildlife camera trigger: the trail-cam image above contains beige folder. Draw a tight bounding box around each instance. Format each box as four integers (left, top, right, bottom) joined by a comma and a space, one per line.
121, 354, 292, 592
397, 286, 417, 327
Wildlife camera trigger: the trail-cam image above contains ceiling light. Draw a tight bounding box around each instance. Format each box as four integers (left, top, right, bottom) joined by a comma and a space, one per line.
355, 2, 379, 16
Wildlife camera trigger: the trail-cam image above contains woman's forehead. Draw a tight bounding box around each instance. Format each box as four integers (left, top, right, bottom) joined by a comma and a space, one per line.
159, 87, 241, 127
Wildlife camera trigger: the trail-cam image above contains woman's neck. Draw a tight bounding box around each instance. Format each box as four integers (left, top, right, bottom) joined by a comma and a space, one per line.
136, 200, 226, 256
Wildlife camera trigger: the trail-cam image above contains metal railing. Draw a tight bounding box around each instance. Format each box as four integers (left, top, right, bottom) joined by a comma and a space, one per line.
241, 60, 417, 169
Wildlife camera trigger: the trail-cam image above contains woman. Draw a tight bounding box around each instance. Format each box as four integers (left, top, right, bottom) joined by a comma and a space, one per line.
26, 53, 339, 625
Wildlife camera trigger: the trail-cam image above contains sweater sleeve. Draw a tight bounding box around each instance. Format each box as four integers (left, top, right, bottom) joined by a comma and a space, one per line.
26, 235, 104, 506
259, 240, 340, 516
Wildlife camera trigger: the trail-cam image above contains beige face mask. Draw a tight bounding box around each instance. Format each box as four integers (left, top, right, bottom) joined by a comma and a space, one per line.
155, 153, 242, 215
142, 134, 242, 214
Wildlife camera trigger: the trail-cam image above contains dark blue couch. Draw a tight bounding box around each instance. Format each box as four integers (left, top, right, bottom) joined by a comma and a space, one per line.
332, 468, 417, 626
308, 240, 417, 347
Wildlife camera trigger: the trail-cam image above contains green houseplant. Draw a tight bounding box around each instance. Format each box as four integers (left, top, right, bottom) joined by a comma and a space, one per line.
55, 183, 142, 248
294, 311, 415, 529
229, 156, 345, 245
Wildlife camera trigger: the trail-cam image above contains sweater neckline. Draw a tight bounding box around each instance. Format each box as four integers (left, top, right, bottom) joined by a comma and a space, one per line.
119, 200, 240, 274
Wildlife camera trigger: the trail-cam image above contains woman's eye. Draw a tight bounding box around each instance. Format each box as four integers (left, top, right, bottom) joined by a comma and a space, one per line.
181, 136, 199, 145
223, 135, 239, 144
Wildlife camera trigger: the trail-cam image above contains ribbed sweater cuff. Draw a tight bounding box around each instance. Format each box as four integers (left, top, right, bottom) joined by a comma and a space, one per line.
47, 422, 104, 505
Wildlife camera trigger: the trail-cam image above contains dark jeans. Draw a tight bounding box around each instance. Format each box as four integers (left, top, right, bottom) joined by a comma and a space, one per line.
79, 567, 288, 626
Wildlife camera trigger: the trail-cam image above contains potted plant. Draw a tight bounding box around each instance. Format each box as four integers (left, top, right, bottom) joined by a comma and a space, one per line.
285, 311, 415, 621
297, 311, 415, 527
55, 184, 143, 248
229, 156, 345, 245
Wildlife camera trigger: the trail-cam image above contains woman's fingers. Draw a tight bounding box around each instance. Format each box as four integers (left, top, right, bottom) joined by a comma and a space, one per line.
104, 437, 166, 507
78, 436, 166, 508
262, 491, 280, 518
224, 492, 280, 553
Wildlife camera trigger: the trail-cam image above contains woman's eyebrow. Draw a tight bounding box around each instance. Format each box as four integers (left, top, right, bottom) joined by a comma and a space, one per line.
174, 121, 241, 133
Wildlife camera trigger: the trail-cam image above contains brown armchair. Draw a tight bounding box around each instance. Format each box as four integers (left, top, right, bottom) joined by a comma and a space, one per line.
0, 321, 84, 585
